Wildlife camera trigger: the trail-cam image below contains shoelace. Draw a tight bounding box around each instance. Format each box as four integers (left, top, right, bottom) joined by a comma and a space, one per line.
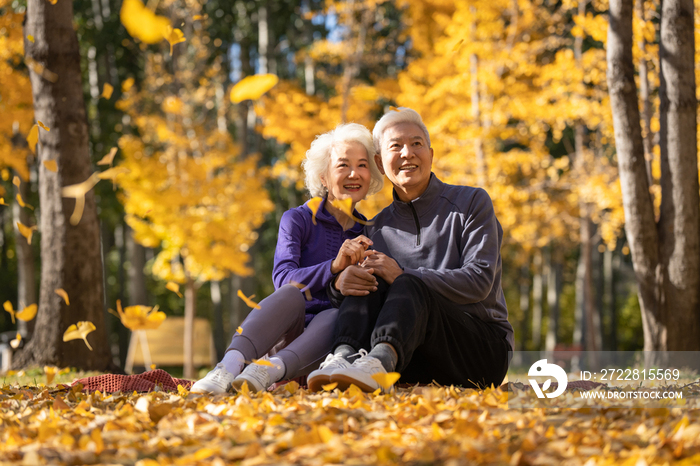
320, 348, 368, 369
210, 364, 231, 382
352, 354, 383, 372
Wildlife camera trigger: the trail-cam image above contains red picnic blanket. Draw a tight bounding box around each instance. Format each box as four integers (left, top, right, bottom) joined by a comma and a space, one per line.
72, 369, 194, 393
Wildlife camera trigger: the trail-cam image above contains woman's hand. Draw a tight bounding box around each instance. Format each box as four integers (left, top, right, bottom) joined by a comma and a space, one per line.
331, 235, 374, 274
362, 251, 403, 284
334, 265, 378, 296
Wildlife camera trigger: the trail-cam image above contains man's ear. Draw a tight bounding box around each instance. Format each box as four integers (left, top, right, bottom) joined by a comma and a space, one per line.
375, 153, 385, 175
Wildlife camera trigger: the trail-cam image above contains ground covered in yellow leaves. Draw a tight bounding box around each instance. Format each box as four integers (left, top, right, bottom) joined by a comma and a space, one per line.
1, 381, 699, 466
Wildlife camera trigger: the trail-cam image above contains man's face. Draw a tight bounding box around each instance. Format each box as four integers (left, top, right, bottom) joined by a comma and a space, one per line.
376, 122, 433, 202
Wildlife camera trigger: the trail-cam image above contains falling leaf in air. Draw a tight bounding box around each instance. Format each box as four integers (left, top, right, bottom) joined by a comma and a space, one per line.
97, 147, 118, 166
453, 39, 465, 52
371, 372, 401, 389
28, 35, 35, 43
16, 193, 34, 210
17, 222, 37, 245
97, 166, 130, 189
329, 197, 372, 225
61, 173, 100, 225
193, 14, 203, 20
25, 57, 58, 82
166, 281, 183, 297
55, 288, 70, 305
150, 364, 157, 370
13, 176, 20, 187
43, 160, 58, 172
0, 198, 6, 206
163, 26, 186, 55
236, 326, 243, 334
16, 304, 38, 322
120, 0, 171, 44
37, 120, 50, 132
230, 74, 279, 103
10, 332, 21, 349
109, 299, 166, 331
45, 366, 58, 385
101, 83, 114, 99
289, 281, 313, 301
251, 358, 275, 367
63, 321, 97, 350
389, 106, 401, 112
307, 197, 322, 225
48, 0, 58, 4
237, 290, 261, 309
322, 382, 338, 391
4, 301, 16, 324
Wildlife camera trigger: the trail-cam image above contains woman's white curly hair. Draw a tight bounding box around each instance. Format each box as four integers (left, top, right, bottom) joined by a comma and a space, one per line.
303, 123, 384, 198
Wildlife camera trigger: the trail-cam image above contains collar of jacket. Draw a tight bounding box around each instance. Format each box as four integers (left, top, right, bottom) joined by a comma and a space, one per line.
303, 196, 366, 234
390, 172, 443, 219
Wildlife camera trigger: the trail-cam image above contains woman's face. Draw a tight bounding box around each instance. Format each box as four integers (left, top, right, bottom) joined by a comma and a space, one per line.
322, 140, 371, 205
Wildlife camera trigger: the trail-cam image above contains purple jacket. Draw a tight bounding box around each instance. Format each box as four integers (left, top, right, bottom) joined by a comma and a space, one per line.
272, 198, 366, 319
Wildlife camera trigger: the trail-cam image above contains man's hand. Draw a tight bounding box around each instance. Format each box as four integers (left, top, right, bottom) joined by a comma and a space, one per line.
334, 265, 378, 296
331, 235, 373, 274
362, 251, 403, 284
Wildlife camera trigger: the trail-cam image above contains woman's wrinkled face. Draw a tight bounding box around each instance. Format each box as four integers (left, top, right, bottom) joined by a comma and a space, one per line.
322, 140, 371, 204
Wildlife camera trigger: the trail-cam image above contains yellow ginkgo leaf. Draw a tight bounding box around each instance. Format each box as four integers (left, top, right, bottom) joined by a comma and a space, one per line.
230, 74, 279, 103
289, 281, 313, 301
26, 125, 39, 154
371, 372, 401, 389
122, 77, 135, 93
13, 176, 20, 187
237, 290, 261, 309
329, 198, 373, 225
150, 364, 156, 370
97, 147, 118, 166
63, 321, 96, 351
37, 120, 50, 132
0, 198, 6, 206
17, 222, 37, 245
307, 197, 322, 225
110, 299, 166, 331
44, 366, 58, 385
322, 382, 338, 391
192, 14, 203, 20
10, 332, 21, 349
389, 106, 401, 112
119, 0, 170, 44
97, 167, 130, 188
163, 26, 186, 55
4, 301, 16, 324
284, 380, 299, 394
16, 304, 38, 322
101, 83, 114, 99
43, 160, 58, 172
48, 0, 58, 4
452, 39, 464, 52
16, 193, 34, 210
166, 281, 183, 297
61, 173, 100, 225
251, 358, 275, 367
55, 288, 70, 305
28, 35, 35, 43
236, 326, 243, 334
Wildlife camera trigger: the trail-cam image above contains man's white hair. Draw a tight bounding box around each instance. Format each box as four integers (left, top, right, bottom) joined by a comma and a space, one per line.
372, 107, 431, 153
302, 123, 384, 198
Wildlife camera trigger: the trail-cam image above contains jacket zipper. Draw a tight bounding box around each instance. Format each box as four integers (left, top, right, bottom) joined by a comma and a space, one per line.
408, 202, 421, 246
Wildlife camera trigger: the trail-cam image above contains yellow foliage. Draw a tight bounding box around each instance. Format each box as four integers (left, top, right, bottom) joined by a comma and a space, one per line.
119, 0, 170, 44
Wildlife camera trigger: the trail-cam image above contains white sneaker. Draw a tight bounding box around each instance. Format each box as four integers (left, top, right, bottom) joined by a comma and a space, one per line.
330, 355, 386, 392
231, 357, 273, 393
190, 363, 237, 394
307, 352, 354, 392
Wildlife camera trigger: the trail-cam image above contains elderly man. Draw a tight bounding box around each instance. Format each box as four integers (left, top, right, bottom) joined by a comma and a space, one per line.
307, 108, 514, 392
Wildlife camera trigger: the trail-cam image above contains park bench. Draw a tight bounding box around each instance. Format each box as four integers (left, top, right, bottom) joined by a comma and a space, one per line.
124, 317, 217, 374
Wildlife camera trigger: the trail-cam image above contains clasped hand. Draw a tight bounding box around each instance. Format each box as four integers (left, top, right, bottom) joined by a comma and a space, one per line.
334, 250, 403, 296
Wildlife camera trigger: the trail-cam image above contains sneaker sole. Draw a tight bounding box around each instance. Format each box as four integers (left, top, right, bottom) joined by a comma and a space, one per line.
330, 373, 377, 393
307, 373, 332, 392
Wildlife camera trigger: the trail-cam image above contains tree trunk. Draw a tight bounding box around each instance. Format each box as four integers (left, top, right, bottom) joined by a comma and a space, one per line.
608, 0, 700, 352
636, 0, 654, 188
545, 247, 561, 352
658, 0, 700, 350
15, 0, 111, 370
211, 280, 226, 361
183, 278, 197, 379
531, 250, 543, 349
13, 175, 37, 338
518, 262, 530, 351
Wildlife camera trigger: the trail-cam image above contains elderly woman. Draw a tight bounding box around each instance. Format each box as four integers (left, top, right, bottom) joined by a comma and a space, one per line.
192, 123, 383, 394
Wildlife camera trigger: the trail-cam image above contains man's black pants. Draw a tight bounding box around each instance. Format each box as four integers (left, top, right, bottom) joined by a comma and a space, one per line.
333, 274, 510, 389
